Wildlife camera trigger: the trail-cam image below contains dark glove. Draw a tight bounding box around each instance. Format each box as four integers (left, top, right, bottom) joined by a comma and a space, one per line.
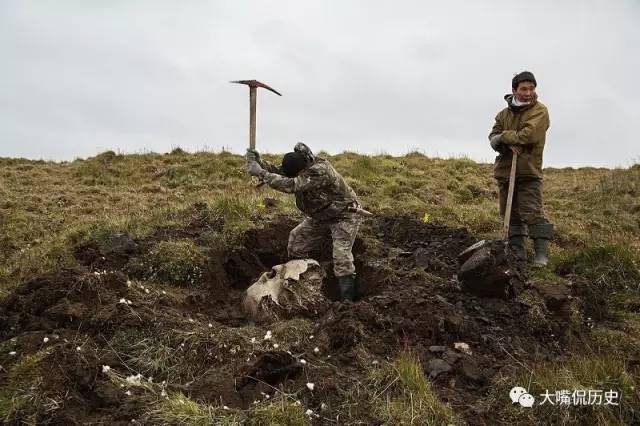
246, 148, 261, 163
246, 161, 264, 177
490, 134, 502, 152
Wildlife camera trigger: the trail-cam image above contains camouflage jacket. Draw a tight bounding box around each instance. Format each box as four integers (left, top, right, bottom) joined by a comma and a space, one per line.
258, 157, 360, 221
489, 94, 550, 180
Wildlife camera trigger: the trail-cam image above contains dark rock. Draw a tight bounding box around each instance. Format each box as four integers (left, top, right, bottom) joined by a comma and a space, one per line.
427, 358, 452, 379
429, 345, 447, 353
458, 242, 519, 299
443, 349, 462, 364
102, 231, 138, 257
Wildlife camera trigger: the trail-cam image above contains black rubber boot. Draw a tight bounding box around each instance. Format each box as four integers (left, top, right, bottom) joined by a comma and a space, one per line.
508, 224, 528, 261
337, 275, 356, 302
529, 223, 554, 267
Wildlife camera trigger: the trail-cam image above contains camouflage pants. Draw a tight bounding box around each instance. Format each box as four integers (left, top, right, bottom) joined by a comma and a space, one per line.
498, 178, 549, 226
287, 215, 361, 277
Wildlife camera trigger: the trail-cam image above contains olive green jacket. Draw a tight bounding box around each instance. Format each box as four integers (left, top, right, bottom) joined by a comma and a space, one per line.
489, 94, 550, 180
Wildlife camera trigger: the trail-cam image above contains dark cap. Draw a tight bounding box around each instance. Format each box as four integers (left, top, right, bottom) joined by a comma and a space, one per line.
282, 151, 308, 177
512, 71, 537, 89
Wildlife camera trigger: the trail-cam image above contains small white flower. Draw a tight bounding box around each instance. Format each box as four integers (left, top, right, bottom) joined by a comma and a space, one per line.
76, 346, 82, 351
313, 347, 320, 353
305, 409, 313, 416
126, 374, 143, 385
273, 343, 279, 349
144, 288, 150, 294
309, 335, 314, 340
208, 323, 213, 328
148, 377, 153, 383
161, 290, 166, 295
223, 405, 229, 410
125, 390, 132, 396
43, 337, 49, 343
160, 389, 167, 397
126, 280, 132, 286
299, 359, 307, 365
102, 365, 111, 373
251, 337, 256, 343
119, 298, 127, 304
321, 402, 328, 411
294, 400, 301, 406
9, 351, 16, 356
372, 360, 379, 365
126, 300, 132, 305
264, 330, 272, 340
94, 271, 100, 276
306, 382, 315, 391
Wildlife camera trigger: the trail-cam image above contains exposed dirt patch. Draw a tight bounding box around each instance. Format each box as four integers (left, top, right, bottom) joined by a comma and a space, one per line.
0, 211, 590, 424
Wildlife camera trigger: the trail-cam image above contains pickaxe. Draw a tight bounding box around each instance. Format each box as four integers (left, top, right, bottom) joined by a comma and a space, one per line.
230, 80, 282, 150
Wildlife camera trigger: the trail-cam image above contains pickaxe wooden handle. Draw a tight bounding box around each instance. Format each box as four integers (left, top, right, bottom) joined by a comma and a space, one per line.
502, 151, 518, 240
230, 80, 282, 150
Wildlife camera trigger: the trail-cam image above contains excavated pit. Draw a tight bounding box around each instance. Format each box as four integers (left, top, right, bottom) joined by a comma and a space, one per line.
0, 208, 584, 424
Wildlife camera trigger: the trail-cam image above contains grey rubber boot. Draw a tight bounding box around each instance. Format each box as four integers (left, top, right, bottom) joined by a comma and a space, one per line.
337, 275, 356, 302
529, 223, 554, 267
508, 224, 528, 261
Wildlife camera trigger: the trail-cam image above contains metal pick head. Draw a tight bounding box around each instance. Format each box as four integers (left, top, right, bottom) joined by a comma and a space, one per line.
230, 79, 282, 96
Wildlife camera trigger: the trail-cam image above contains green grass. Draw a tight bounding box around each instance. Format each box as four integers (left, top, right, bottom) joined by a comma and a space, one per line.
478, 354, 639, 425
0, 347, 55, 423
1, 150, 640, 423
348, 351, 461, 425
245, 399, 310, 426
148, 391, 242, 426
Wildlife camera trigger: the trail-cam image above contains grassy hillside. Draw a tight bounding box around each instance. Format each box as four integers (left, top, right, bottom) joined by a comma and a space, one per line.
0, 150, 639, 424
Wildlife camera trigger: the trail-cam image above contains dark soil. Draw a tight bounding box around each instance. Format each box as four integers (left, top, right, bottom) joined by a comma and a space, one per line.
0, 208, 586, 424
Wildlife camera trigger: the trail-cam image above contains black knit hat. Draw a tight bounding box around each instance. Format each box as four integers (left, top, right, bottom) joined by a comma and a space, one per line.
282, 151, 308, 177
512, 71, 537, 89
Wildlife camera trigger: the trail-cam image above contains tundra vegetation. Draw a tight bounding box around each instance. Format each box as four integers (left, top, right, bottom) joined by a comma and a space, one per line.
0, 149, 638, 424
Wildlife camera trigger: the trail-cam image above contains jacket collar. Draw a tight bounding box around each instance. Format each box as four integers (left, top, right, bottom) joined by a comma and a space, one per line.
504, 93, 538, 112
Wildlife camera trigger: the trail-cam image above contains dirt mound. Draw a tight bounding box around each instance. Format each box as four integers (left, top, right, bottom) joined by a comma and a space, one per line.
0, 212, 584, 424
0, 268, 129, 336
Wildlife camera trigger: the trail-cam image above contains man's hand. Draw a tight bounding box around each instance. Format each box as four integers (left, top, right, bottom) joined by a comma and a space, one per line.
490, 134, 503, 152
246, 148, 261, 163
510, 146, 523, 155
246, 160, 264, 177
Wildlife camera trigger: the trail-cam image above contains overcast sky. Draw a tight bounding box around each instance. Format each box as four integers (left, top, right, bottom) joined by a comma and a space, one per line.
1, 1, 638, 167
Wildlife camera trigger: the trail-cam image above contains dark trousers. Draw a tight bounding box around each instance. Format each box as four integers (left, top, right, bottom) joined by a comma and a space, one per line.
498, 178, 548, 226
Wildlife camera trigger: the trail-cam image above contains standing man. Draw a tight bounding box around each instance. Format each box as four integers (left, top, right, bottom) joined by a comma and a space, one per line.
245, 143, 363, 301
489, 71, 554, 266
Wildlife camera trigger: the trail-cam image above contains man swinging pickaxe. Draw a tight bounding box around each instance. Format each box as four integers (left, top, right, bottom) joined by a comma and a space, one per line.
230, 80, 282, 151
